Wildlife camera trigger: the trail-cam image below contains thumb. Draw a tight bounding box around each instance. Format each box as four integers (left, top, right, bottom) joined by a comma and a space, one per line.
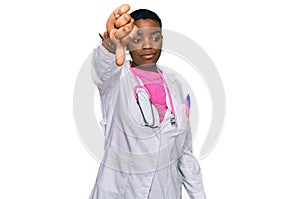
115, 40, 125, 66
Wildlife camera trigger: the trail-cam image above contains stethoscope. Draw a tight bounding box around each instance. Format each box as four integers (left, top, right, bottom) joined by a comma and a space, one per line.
130, 65, 176, 128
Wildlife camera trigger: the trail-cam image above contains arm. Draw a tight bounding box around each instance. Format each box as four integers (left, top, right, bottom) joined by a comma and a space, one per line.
91, 41, 122, 91
91, 4, 135, 91
178, 123, 206, 199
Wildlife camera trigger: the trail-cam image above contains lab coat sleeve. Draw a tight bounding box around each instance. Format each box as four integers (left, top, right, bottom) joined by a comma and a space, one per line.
178, 123, 206, 199
91, 41, 122, 91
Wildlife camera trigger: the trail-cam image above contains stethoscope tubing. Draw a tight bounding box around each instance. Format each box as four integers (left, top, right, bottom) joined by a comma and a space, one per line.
130, 65, 176, 127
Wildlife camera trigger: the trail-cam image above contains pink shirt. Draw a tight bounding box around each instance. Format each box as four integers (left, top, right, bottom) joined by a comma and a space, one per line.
131, 67, 167, 122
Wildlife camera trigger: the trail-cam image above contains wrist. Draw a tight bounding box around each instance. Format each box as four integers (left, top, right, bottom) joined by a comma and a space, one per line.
99, 31, 116, 54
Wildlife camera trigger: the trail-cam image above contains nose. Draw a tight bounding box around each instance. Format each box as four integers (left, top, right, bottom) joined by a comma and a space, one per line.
142, 37, 153, 49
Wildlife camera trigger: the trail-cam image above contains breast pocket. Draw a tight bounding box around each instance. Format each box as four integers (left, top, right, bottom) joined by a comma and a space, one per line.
175, 103, 189, 134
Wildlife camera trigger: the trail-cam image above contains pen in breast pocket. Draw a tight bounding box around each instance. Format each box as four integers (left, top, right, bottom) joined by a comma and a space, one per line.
186, 94, 190, 109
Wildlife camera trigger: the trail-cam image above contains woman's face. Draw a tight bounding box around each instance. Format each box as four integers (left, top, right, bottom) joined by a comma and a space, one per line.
128, 19, 162, 71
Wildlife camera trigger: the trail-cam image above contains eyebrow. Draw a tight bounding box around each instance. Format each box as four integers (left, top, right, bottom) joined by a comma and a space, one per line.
150, 30, 162, 35
137, 30, 162, 35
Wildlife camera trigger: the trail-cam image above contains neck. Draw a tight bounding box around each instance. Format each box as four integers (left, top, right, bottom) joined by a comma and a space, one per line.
131, 62, 158, 72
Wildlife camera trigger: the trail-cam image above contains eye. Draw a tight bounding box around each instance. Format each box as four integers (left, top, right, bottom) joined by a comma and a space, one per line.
152, 36, 161, 42
133, 37, 141, 44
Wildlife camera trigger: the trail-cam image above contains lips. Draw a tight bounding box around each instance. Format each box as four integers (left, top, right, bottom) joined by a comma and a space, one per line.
140, 53, 156, 59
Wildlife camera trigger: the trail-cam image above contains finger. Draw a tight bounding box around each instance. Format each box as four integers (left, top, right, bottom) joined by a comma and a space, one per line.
120, 24, 138, 45
107, 4, 130, 33
114, 13, 131, 29
113, 4, 130, 19
115, 41, 125, 66
114, 18, 134, 40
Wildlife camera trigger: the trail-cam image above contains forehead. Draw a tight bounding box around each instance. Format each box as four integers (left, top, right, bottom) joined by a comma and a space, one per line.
134, 19, 161, 34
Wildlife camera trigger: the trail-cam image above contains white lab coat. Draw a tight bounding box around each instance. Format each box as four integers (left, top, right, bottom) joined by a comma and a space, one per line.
89, 42, 206, 199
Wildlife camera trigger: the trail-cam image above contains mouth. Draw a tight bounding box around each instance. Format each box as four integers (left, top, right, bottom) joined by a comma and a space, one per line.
140, 53, 156, 60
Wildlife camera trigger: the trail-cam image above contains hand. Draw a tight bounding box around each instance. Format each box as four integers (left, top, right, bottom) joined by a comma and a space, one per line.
105, 4, 135, 66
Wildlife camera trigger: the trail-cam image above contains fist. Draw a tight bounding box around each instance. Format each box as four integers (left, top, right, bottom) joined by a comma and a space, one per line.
105, 4, 136, 66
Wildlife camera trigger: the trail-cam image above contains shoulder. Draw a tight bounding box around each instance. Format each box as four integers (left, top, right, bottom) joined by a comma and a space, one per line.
158, 65, 184, 98
158, 65, 182, 87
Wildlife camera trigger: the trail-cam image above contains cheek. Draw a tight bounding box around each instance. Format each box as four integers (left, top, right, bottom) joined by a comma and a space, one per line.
129, 50, 137, 57
154, 50, 162, 61
154, 41, 163, 49
128, 43, 140, 52
129, 51, 140, 61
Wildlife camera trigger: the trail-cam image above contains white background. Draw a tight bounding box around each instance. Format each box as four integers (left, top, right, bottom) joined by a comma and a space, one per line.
1, 0, 299, 198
